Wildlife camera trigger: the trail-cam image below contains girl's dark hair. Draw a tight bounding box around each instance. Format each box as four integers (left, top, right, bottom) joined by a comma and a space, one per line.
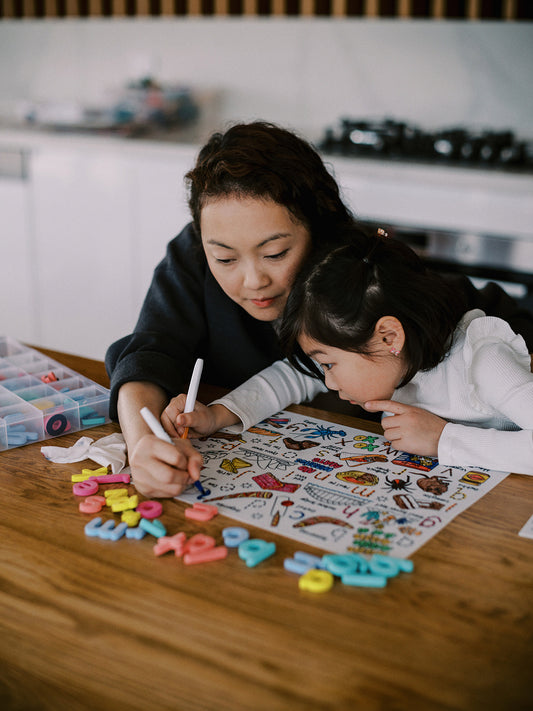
280, 228, 469, 387
186, 121, 356, 246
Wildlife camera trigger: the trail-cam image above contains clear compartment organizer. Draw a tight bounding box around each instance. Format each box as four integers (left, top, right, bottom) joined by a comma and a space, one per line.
0, 336, 111, 451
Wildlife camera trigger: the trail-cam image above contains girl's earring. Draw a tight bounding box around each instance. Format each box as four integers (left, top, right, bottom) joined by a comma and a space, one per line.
390, 347, 401, 356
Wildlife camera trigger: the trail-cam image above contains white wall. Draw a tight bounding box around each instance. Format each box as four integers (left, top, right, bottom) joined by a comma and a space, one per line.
0, 18, 532, 141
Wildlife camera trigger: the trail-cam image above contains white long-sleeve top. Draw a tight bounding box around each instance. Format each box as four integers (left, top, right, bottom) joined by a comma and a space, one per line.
212, 309, 533, 475
393, 309, 533, 474
211, 357, 327, 432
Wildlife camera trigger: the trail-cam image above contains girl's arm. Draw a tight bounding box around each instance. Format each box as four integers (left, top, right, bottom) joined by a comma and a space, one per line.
367, 339, 533, 475
162, 358, 327, 437
438, 424, 533, 474
208, 358, 327, 432
438, 340, 533, 474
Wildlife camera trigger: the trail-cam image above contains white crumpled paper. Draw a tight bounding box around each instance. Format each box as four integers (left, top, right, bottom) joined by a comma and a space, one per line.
41, 432, 127, 473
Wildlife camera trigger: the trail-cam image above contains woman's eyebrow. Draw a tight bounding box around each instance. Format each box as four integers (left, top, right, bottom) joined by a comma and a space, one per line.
205, 233, 291, 250
257, 233, 291, 248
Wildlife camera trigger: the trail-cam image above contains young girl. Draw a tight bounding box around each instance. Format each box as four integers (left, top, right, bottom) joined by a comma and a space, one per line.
176, 228, 533, 475
277, 230, 533, 474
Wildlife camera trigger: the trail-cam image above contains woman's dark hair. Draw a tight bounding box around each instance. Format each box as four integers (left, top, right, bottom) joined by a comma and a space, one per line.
186, 121, 356, 246
280, 228, 468, 387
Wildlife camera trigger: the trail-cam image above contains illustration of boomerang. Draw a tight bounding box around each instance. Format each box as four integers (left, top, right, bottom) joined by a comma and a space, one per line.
293, 516, 354, 529
203, 491, 273, 502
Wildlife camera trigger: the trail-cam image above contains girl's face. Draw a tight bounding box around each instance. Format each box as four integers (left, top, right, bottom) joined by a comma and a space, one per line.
200, 196, 312, 321
299, 332, 406, 407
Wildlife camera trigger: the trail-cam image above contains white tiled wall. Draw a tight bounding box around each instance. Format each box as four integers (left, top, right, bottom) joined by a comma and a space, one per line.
1, 18, 532, 141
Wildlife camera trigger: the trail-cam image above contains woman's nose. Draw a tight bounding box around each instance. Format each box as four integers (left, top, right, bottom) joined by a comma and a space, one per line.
243, 263, 270, 290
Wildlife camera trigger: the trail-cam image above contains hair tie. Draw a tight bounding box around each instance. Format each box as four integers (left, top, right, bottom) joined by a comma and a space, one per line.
362, 226, 389, 265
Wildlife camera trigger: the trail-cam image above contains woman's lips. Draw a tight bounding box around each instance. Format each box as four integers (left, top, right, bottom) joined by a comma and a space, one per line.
251, 297, 276, 308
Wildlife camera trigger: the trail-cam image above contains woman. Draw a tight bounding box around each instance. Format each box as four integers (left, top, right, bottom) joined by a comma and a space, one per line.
106, 121, 533, 497
106, 122, 359, 497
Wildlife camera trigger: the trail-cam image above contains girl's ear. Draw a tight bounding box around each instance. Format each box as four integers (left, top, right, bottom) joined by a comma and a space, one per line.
375, 316, 405, 355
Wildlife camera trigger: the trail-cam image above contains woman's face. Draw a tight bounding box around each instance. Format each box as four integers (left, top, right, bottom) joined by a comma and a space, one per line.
200, 196, 312, 321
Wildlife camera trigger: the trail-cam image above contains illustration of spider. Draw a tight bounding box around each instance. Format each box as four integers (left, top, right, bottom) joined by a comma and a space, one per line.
301, 425, 347, 440
383, 475, 414, 493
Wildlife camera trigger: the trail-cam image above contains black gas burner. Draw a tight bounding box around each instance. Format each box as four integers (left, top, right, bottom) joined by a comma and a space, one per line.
320, 118, 533, 172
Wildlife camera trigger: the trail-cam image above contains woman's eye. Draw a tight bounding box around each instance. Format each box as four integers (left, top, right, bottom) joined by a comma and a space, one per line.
265, 249, 289, 260
215, 257, 235, 264
321, 363, 333, 372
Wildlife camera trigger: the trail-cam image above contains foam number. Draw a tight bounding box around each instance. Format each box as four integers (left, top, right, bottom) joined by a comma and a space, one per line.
222, 527, 250, 548
110, 495, 139, 513
72, 479, 99, 497
183, 533, 228, 565
84, 517, 103, 537
185, 502, 219, 521
89, 472, 131, 484
139, 518, 167, 538
79, 495, 106, 514
322, 553, 369, 577
136, 500, 163, 520
125, 526, 146, 540
121, 510, 141, 527
153, 532, 187, 557
298, 569, 334, 593
104, 488, 128, 503
368, 554, 414, 577
238, 539, 276, 567
284, 551, 325, 575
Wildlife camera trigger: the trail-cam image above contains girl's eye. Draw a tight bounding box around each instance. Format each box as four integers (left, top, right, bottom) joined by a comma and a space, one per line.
265, 249, 289, 261
215, 257, 236, 265
321, 363, 333, 372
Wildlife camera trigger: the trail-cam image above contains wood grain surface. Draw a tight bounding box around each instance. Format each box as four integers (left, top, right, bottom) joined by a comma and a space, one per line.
0, 348, 531, 711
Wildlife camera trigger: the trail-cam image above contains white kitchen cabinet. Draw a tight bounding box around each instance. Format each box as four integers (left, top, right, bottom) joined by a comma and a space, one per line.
125, 145, 198, 314
0, 148, 34, 343
30, 141, 135, 360
28, 137, 198, 360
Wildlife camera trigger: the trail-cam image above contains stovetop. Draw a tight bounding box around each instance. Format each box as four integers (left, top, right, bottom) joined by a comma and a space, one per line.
320, 118, 533, 174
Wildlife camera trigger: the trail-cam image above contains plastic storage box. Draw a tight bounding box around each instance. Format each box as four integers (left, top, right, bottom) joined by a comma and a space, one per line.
0, 336, 111, 451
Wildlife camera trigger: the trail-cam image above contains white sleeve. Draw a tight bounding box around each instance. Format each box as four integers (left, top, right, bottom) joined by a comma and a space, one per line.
470, 341, 533, 429
438, 423, 533, 475
209, 358, 327, 433
439, 339, 533, 474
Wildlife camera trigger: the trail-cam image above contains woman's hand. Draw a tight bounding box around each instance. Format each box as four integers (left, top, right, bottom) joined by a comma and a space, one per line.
364, 400, 447, 457
116, 381, 204, 498
161, 395, 240, 439
128, 433, 203, 498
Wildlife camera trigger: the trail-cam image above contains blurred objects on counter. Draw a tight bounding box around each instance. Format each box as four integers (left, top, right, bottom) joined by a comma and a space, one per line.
21, 78, 205, 138
320, 117, 533, 172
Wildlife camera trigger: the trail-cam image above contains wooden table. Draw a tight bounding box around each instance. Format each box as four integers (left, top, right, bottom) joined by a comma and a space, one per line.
1, 348, 532, 711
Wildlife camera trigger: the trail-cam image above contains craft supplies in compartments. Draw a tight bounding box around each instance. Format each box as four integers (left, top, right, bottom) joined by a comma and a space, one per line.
69, 384, 110, 427
0, 336, 111, 450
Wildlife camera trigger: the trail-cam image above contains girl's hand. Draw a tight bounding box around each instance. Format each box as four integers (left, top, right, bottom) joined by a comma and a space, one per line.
364, 400, 447, 457
128, 433, 203, 498
161, 394, 229, 439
